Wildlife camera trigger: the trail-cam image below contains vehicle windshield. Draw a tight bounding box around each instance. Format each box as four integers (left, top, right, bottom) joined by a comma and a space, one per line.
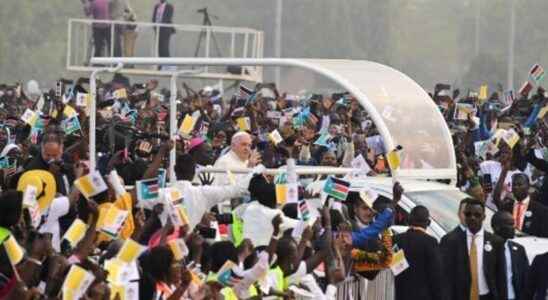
405, 190, 494, 233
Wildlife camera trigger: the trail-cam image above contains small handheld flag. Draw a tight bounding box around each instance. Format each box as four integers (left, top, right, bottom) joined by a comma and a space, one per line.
74, 171, 108, 199
529, 63, 545, 85
136, 178, 160, 203
323, 176, 350, 201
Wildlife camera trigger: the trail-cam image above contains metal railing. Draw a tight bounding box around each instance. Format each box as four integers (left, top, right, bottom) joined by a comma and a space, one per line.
66, 18, 264, 82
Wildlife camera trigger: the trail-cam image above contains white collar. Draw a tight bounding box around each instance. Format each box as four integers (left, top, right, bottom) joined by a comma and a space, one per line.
466, 227, 484, 238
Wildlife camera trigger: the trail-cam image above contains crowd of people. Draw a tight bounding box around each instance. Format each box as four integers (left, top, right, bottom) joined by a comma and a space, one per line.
0, 69, 548, 300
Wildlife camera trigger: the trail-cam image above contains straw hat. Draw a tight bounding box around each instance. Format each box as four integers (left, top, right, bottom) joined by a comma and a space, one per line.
17, 170, 56, 213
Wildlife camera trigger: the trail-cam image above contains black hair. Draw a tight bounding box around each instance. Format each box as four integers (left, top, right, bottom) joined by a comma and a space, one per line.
282, 203, 299, 219
141, 246, 174, 282
248, 174, 276, 209
512, 173, 529, 186
0, 190, 23, 228
465, 198, 485, 211
330, 209, 345, 229
208, 241, 238, 273
40, 131, 64, 146
458, 197, 473, 212
491, 210, 512, 229
409, 205, 430, 227
174, 154, 196, 181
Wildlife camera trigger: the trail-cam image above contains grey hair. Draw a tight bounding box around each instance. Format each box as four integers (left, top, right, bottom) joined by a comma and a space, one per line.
231, 131, 250, 147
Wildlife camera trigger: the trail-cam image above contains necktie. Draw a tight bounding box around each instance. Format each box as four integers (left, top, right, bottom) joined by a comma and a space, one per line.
469, 234, 479, 300
514, 202, 525, 230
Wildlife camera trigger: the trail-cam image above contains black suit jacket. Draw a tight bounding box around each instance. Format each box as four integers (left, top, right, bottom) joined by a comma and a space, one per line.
440, 228, 506, 300
522, 251, 548, 300
152, 3, 175, 34
393, 229, 444, 300
521, 200, 548, 238
500, 240, 529, 300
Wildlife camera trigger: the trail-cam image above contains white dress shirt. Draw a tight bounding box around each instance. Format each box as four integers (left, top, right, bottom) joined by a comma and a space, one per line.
505, 241, 516, 299
467, 228, 490, 296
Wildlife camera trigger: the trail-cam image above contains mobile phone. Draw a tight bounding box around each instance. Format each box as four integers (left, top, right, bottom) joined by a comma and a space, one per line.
483, 174, 493, 193
198, 226, 216, 239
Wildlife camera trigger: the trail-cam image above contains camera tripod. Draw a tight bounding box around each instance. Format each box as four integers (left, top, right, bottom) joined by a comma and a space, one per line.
194, 7, 223, 58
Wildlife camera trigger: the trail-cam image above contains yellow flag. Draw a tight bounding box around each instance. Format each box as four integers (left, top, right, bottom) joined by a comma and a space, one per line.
168, 239, 189, 261
74, 171, 108, 199
110, 284, 126, 300
386, 150, 401, 170
104, 259, 125, 284
76, 93, 90, 108
63, 219, 87, 248
62, 265, 95, 299
478, 84, 488, 101
113, 88, 128, 99
177, 206, 189, 226
116, 239, 146, 264
269, 129, 284, 145
4, 235, 24, 265
21, 109, 38, 126
179, 114, 195, 137
236, 117, 251, 131
63, 105, 78, 118
538, 105, 548, 120
275, 184, 287, 205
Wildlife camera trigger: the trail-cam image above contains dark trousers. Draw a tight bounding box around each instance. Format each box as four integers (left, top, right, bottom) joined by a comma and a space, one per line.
158, 30, 172, 57
92, 25, 122, 57
92, 27, 111, 57
479, 294, 493, 300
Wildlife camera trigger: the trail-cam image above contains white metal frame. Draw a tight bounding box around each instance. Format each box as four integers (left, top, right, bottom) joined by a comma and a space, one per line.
89, 57, 457, 182
67, 19, 264, 82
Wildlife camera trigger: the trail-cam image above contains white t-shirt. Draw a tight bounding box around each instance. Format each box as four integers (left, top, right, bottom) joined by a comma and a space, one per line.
39, 196, 70, 252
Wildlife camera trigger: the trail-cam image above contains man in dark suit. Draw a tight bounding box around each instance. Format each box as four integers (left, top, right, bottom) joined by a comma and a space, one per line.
522, 251, 548, 300
504, 173, 548, 238
492, 211, 529, 300
393, 205, 443, 300
440, 198, 506, 300
152, 0, 175, 58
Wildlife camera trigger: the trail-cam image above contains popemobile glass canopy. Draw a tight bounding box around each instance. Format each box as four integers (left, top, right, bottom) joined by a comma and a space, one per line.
90, 57, 457, 182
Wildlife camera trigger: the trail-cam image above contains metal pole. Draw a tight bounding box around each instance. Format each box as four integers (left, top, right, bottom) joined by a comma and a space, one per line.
275, 0, 283, 88
507, 0, 516, 90
89, 63, 124, 171
169, 74, 178, 184
475, 0, 481, 56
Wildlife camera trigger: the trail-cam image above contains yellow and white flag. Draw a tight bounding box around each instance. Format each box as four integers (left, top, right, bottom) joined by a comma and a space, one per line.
113, 88, 128, 99
236, 117, 251, 131
62, 265, 96, 300
98, 205, 129, 239
4, 235, 24, 265
168, 239, 189, 261
21, 109, 38, 126
478, 84, 488, 101
116, 239, 147, 264
74, 170, 108, 199
269, 129, 284, 145
104, 258, 127, 284
178, 114, 196, 137
386, 150, 401, 170
63, 219, 88, 248
76, 93, 90, 108
63, 105, 78, 118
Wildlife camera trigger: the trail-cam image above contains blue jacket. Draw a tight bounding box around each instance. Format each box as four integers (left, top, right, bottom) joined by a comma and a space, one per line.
351, 208, 393, 248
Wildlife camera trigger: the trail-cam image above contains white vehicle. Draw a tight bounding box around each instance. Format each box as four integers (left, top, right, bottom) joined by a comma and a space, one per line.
307, 176, 548, 261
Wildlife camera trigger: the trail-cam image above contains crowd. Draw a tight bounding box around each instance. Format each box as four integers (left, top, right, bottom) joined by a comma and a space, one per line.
0, 71, 547, 300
